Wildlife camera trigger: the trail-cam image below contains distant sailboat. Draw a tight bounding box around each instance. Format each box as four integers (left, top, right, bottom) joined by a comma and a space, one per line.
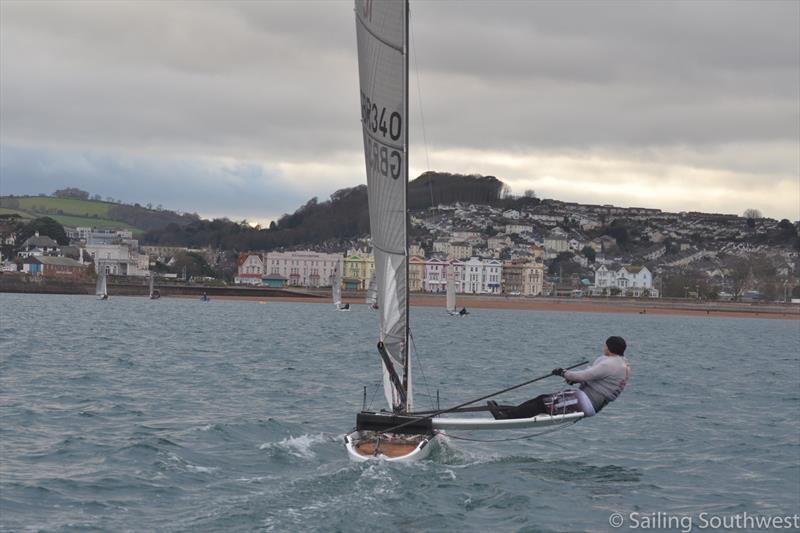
149, 273, 160, 300
333, 265, 349, 311
96, 269, 108, 300
446, 268, 467, 316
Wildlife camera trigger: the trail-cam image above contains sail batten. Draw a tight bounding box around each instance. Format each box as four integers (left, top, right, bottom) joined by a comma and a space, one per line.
355, 0, 410, 412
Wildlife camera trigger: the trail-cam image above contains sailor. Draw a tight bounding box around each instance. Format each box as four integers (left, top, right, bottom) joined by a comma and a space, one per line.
488, 336, 630, 419
459, 307, 468, 316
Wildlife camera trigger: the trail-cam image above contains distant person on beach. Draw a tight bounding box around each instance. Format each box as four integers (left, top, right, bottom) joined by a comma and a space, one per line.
488, 336, 630, 419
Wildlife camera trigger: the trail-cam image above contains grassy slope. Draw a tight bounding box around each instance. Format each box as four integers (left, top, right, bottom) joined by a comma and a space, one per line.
3, 196, 141, 233
0, 207, 34, 220
17, 196, 113, 217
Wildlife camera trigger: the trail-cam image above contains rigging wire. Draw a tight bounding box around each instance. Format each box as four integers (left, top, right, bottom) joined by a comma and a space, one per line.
409, 331, 437, 411
364, 380, 382, 412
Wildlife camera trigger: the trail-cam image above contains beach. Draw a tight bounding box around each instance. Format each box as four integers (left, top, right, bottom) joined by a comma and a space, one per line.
197, 292, 800, 320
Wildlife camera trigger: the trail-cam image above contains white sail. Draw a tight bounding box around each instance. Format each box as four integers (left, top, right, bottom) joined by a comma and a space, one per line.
149, 273, 154, 298
365, 271, 377, 307
332, 265, 342, 306
355, 0, 411, 411
96, 270, 107, 297
446, 268, 456, 313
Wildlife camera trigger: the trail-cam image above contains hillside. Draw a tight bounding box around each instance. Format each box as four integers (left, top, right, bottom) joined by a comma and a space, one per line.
0, 195, 198, 234
142, 172, 510, 250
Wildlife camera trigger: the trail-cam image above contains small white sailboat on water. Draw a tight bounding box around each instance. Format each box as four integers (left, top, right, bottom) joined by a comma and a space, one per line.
332, 266, 350, 311
446, 268, 467, 316
345, 0, 583, 462
365, 272, 378, 310
148, 273, 160, 300
96, 269, 108, 300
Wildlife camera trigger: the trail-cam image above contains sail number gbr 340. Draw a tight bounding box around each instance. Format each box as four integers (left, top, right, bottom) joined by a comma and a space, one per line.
361, 91, 403, 180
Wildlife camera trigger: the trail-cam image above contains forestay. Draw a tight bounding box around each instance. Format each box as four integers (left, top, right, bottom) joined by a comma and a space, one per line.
355, 0, 411, 411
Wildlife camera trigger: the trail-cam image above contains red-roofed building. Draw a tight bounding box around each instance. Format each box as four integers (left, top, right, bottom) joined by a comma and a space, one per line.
234, 252, 264, 285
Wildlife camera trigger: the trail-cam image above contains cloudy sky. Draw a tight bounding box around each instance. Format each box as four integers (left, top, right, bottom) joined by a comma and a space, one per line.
1, 0, 798, 224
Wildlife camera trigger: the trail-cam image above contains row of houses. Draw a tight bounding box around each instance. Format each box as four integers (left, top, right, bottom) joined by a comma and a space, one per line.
10, 230, 152, 277
236, 249, 659, 297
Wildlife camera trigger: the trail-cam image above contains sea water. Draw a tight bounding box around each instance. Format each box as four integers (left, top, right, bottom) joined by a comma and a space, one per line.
1, 293, 798, 532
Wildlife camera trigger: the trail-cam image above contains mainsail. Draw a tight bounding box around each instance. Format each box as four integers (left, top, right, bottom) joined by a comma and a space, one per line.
446, 268, 456, 313
332, 265, 343, 307
149, 273, 154, 298
96, 270, 107, 297
355, 0, 411, 411
365, 271, 378, 307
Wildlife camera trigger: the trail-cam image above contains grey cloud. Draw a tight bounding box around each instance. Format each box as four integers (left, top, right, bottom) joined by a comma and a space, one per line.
0, 145, 310, 222
0, 0, 797, 220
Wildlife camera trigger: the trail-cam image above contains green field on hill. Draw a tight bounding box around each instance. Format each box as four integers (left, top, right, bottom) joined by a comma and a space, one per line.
0, 207, 34, 220
16, 196, 114, 217
1, 196, 142, 233
48, 214, 140, 232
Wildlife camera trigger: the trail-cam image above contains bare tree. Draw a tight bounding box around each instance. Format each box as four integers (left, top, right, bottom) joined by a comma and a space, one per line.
743, 208, 762, 219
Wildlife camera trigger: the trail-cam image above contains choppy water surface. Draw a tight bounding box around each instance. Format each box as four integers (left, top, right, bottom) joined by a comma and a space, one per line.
1, 293, 798, 532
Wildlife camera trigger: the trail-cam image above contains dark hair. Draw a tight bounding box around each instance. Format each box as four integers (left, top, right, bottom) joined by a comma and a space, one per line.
606, 336, 626, 355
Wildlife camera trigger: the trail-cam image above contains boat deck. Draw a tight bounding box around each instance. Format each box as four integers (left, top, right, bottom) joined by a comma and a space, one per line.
353, 440, 420, 458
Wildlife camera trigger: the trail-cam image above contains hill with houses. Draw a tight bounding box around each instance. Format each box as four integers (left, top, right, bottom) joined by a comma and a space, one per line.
1, 174, 798, 301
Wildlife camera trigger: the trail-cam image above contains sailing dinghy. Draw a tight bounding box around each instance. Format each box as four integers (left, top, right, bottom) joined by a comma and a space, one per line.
332, 265, 350, 311
96, 269, 108, 300
345, 0, 584, 462
365, 272, 378, 310
148, 273, 160, 299
445, 268, 468, 316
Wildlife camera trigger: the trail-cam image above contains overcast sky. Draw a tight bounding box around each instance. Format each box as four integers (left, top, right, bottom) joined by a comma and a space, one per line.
1, 0, 798, 223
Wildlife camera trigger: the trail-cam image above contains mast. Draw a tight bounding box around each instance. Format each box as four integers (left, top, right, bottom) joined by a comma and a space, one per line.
401, 0, 410, 411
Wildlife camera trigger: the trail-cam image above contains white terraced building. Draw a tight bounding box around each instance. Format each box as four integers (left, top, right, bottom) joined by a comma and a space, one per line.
591, 265, 658, 297
264, 251, 342, 288
461, 257, 502, 294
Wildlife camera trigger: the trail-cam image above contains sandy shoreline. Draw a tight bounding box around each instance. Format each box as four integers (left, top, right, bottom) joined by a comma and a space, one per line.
177, 293, 799, 320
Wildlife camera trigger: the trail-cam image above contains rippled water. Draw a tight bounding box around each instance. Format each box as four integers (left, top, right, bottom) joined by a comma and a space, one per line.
1, 293, 798, 532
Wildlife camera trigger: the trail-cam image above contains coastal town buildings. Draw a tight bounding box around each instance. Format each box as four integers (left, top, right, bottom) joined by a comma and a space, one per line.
22, 256, 88, 278
85, 243, 150, 277
343, 252, 374, 290
234, 253, 264, 285
591, 265, 657, 297
17, 233, 60, 258
68, 227, 134, 245
409, 256, 424, 292
263, 250, 342, 288
462, 257, 502, 294
448, 242, 472, 261
503, 260, 545, 296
